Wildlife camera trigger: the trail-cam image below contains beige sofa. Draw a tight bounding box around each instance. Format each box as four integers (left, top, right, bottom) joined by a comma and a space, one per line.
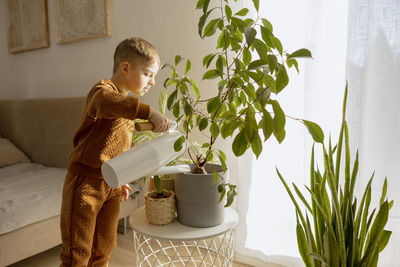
0, 98, 141, 266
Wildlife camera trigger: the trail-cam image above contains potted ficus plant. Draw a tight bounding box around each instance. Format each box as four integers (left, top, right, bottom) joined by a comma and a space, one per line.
277, 85, 393, 266
160, 0, 322, 227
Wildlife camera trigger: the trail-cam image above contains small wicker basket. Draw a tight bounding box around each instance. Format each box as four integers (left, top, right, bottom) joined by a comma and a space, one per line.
144, 190, 176, 225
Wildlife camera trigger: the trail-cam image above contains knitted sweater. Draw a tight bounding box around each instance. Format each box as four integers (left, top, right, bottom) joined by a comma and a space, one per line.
68, 80, 150, 178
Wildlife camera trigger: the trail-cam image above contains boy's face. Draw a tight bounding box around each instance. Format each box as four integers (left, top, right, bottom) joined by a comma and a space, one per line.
123, 59, 159, 96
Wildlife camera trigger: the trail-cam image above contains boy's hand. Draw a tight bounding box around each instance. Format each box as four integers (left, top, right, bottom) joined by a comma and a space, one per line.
120, 184, 133, 202
148, 107, 170, 132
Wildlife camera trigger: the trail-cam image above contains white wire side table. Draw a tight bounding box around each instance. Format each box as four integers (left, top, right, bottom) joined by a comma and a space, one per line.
129, 207, 238, 267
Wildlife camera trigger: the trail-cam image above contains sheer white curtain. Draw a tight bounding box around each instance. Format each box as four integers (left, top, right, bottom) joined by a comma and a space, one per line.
232, 0, 400, 266
346, 1, 400, 266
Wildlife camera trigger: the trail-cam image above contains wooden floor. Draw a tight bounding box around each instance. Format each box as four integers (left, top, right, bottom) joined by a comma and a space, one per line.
8, 229, 252, 267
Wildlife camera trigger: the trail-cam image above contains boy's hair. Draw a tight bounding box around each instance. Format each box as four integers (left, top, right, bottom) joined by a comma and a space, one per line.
113, 37, 160, 73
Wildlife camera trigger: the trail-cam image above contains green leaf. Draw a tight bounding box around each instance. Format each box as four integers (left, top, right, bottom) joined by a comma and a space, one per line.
202, 0, 210, 13
231, 17, 247, 32
267, 55, 277, 73
203, 18, 220, 37
232, 28, 243, 42
297, 222, 313, 267
323, 230, 340, 266
221, 121, 237, 138
235, 8, 249, 16
216, 56, 224, 73
260, 26, 274, 48
225, 186, 237, 207
183, 100, 192, 115
161, 63, 172, 70
276, 66, 289, 93
167, 89, 178, 110
219, 154, 227, 172
271, 100, 286, 143
210, 122, 219, 138
288, 48, 312, 59
251, 131, 262, 158
207, 96, 221, 113
253, 39, 269, 59
232, 129, 248, 156
245, 27, 257, 46
248, 59, 268, 70
190, 79, 200, 99
206, 150, 214, 162
199, 117, 208, 131
245, 108, 257, 139
286, 58, 299, 73
261, 18, 273, 31
362, 201, 389, 264
212, 170, 219, 184
218, 149, 226, 161
380, 178, 387, 206
173, 102, 180, 117
202, 69, 221, 80
217, 30, 230, 50
196, 0, 205, 9
293, 183, 312, 212
185, 59, 191, 75
218, 183, 226, 198
379, 230, 392, 252
174, 136, 185, 152
175, 55, 183, 66
308, 253, 328, 265
225, 5, 232, 21
243, 47, 252, 65
261, 110, 273, 141
303, 120, 324, 143
251, 0, 259, 11
158, 90, 167, 115
272, 37, 283, 54
256, 87, 270, 107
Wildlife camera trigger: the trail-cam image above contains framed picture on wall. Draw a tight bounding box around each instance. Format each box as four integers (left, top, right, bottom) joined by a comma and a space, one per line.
55, 0, 111, 44
5, 0, 49, 54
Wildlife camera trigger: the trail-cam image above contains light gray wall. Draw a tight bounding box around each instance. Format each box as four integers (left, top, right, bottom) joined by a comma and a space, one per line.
0, 0, 225, 107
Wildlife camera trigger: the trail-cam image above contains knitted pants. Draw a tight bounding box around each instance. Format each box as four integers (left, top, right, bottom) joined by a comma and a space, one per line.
59, 172, 121, 267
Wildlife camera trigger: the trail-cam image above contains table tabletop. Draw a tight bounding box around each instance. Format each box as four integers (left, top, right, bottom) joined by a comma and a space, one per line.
129, 206, 238, 241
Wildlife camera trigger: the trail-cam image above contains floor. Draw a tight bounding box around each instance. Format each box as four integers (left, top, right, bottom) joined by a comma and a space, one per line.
8, 229, 252, 267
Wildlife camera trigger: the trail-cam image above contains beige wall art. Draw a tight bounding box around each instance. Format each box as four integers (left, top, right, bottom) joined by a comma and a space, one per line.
55, 0, 111, 44
5, 0, 49, 54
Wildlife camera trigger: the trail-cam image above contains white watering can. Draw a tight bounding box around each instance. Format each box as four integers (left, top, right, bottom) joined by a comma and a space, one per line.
101, 121, 191, 188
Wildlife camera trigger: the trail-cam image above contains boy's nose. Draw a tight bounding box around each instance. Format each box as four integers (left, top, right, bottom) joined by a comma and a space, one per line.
149, 78, 155, 86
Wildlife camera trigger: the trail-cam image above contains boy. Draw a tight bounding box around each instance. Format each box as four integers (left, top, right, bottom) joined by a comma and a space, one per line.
59, 37, 169, 267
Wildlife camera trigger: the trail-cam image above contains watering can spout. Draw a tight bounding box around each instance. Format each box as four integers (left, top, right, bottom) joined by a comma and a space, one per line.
101, 124, 187, 188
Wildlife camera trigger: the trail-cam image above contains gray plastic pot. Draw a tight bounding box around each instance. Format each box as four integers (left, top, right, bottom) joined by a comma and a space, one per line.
174, 164, 228, 228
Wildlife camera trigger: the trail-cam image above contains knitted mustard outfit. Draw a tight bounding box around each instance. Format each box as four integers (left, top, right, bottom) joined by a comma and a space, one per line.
59, 80, 150, 267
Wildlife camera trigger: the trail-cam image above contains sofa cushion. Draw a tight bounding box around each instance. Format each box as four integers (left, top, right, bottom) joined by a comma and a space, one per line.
0, 97, 84, 168
0, 138, 30, 167
0, 162, 66, 234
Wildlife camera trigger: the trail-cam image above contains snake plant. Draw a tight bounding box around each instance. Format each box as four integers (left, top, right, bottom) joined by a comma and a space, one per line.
277, 84, 393, 267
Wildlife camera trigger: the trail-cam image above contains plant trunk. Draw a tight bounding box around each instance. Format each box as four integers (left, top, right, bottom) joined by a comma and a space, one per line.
192, 165, 207, 174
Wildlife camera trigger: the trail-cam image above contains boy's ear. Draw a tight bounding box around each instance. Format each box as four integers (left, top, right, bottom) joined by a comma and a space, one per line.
120, 62, 130, 74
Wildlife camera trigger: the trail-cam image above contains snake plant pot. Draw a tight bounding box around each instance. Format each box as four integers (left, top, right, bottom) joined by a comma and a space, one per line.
174, 164, 227, 228
144, 190, 176, 225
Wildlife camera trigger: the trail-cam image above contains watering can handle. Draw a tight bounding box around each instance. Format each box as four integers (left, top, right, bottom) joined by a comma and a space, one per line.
135, 121, 177, 132
135, 122, 154, 132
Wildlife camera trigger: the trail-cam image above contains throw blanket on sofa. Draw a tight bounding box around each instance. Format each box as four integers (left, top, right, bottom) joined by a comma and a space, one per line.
0, 163, 66, 234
